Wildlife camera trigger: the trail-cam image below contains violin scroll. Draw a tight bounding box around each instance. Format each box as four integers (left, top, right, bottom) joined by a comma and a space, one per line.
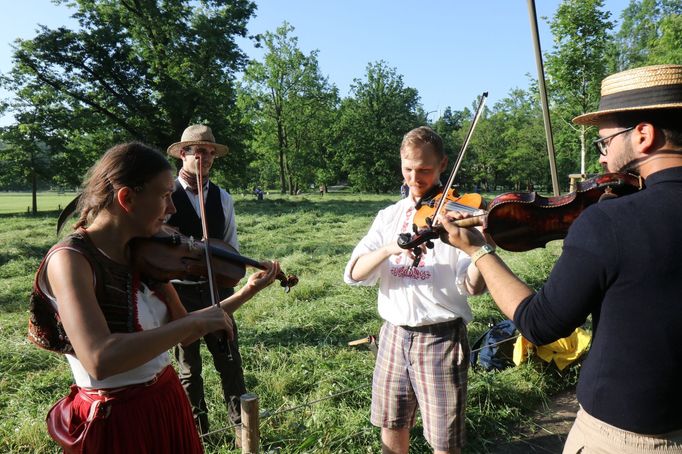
278, 274, 299, 292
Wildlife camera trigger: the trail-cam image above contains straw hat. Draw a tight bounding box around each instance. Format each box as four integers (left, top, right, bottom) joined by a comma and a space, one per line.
167, 124, 229, 158
573, 64, 682, 125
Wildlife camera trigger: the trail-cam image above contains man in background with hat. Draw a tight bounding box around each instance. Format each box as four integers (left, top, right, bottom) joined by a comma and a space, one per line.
439, 64, 682, 453
166, 124, 245, 442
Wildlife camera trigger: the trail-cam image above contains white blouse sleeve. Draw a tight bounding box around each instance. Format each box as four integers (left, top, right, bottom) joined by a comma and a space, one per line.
343, 211, 387, 286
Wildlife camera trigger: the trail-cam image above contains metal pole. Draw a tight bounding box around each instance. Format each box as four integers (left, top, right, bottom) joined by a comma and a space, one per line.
527, 0, 560, 196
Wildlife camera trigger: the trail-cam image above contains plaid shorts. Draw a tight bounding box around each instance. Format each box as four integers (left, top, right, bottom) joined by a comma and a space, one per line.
370, 319, 469, 450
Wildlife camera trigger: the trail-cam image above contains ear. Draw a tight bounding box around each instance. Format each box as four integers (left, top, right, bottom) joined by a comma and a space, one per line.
439, 155, 449, 173
116, 187, 135, 213
633, 122, 657, 155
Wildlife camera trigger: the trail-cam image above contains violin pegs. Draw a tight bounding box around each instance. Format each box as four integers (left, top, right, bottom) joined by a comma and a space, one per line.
412, 223, 419, 234
426, 240, 434, 249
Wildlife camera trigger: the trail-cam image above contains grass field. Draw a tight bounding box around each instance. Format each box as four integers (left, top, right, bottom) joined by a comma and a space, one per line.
0, 192, 80, 214
0, 192, 575, 453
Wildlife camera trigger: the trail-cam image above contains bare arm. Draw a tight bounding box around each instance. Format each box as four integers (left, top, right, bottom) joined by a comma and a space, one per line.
348, 242, 403, 282
464, 262, 487, 295
48, 250, 232, 380
220, 261, 281, 314
439, 213, 534, 318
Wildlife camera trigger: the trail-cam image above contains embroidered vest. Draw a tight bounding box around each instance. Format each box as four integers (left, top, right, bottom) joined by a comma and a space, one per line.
28, 230, 145, 354
166, 180, 225, 239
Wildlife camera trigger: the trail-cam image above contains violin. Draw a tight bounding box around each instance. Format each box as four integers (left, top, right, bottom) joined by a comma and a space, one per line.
399, 172, 643, 253
129, 231, 299, 291
413, 187, 486, 232
396, 187, 485, 267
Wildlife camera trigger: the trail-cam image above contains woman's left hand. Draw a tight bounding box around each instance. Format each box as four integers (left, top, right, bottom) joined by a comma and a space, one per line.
246, 260, 281, 292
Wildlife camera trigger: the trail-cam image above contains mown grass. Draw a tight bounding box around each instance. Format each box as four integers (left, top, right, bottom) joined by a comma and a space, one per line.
0, 192, 80, 214
0, 192, 576, 453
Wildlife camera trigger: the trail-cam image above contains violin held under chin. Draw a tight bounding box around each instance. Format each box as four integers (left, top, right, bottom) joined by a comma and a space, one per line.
129, 228, 299, 291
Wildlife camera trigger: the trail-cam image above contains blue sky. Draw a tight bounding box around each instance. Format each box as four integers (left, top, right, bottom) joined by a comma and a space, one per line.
0, 0, 631, 126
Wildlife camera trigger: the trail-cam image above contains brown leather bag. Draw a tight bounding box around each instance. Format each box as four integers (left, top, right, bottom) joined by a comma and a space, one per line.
46, 385, 107, 453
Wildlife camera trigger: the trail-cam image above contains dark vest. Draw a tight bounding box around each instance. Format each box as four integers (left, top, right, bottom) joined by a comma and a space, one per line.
28, 230, 150, 354
166, 180, 225, 239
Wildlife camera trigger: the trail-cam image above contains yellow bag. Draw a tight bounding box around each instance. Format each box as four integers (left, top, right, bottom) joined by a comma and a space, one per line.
513, 328, 591, 370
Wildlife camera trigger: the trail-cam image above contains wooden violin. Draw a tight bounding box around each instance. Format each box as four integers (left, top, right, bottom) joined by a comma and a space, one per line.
398, 187, 486, 251
413, 188, 486, 232
130, 231, 299, 291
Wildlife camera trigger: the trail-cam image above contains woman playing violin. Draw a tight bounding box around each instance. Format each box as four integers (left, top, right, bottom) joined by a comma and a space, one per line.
440, 65, 682, 453
344, 126, 487, 454
28, 142, 280, 453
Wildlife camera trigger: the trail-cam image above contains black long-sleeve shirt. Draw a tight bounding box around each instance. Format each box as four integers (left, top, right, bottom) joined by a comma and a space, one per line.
514, 167, 682, 434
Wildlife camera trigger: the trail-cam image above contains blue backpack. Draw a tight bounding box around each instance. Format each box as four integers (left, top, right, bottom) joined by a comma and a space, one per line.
470, 319, 517, 371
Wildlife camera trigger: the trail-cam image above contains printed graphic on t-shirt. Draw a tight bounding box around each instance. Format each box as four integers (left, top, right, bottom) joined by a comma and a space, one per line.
389, 264, 434, 282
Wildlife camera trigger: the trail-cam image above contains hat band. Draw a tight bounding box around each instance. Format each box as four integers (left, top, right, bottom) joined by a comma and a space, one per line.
599, 84, 682, 111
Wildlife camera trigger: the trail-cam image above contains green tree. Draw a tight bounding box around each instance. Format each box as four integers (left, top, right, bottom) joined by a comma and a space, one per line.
240, 22, 339, 194
612, 0, 682, 69
336, 61, 421, 192
545, 0, 614, 178
1, 0, 255, 189
0, 120, 52, 212
432, 106, 466, 165
461, 89, 547, 193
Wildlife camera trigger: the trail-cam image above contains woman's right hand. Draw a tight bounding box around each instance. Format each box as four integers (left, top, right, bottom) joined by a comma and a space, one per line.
190, 305, 234, 339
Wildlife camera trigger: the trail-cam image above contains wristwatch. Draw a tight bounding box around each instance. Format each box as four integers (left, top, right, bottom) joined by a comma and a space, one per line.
470, 244, 496, 265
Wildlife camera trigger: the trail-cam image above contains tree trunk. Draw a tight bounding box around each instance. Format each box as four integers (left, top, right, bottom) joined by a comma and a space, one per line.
276, 117, 287, 194
31, 153, 38, 214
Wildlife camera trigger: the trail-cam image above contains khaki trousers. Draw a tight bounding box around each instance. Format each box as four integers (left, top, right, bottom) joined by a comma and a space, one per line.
564, 407, 682, 453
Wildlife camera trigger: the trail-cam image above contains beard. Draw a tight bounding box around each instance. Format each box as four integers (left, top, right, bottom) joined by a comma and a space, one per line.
610, 137, 639, 174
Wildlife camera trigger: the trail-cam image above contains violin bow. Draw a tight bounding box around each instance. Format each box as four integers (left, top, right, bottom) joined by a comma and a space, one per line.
56, 193, 82, 235
194, 155, 233, 359
405, 92, 488, 268
430, 91, 488, 227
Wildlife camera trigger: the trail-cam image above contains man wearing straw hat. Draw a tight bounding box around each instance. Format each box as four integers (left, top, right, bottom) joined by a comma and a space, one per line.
166, 124, 245, 442
439, 64, 682, 453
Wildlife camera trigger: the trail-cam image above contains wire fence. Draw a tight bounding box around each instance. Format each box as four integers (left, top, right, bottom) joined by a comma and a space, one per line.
200, 331, 551, 450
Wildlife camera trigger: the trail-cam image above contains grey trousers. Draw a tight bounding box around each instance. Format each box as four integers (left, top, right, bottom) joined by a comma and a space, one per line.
173, 283, 246, 434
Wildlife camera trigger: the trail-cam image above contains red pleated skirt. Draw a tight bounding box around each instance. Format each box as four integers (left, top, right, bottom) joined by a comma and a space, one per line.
65, 365, 203, 453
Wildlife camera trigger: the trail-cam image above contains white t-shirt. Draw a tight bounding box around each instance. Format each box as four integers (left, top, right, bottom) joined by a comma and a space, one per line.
39, 248, 171, 389
344, 196, 474, 327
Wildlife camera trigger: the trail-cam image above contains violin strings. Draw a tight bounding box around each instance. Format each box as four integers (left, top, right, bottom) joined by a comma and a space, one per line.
444, 201, 481, 214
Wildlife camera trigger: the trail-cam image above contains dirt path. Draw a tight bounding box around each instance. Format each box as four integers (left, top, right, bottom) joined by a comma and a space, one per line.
489, 388, 578, 453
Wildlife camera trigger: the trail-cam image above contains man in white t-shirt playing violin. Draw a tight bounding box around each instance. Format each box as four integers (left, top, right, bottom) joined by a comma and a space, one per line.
344, 126, 488, 454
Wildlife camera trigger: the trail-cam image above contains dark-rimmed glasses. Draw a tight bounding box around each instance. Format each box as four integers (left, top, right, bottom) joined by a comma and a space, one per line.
593, 126, 635, 156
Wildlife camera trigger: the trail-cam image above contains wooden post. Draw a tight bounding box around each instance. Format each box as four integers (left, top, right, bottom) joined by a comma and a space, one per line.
240, 392, 259, 453
568, 174, 586, 193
